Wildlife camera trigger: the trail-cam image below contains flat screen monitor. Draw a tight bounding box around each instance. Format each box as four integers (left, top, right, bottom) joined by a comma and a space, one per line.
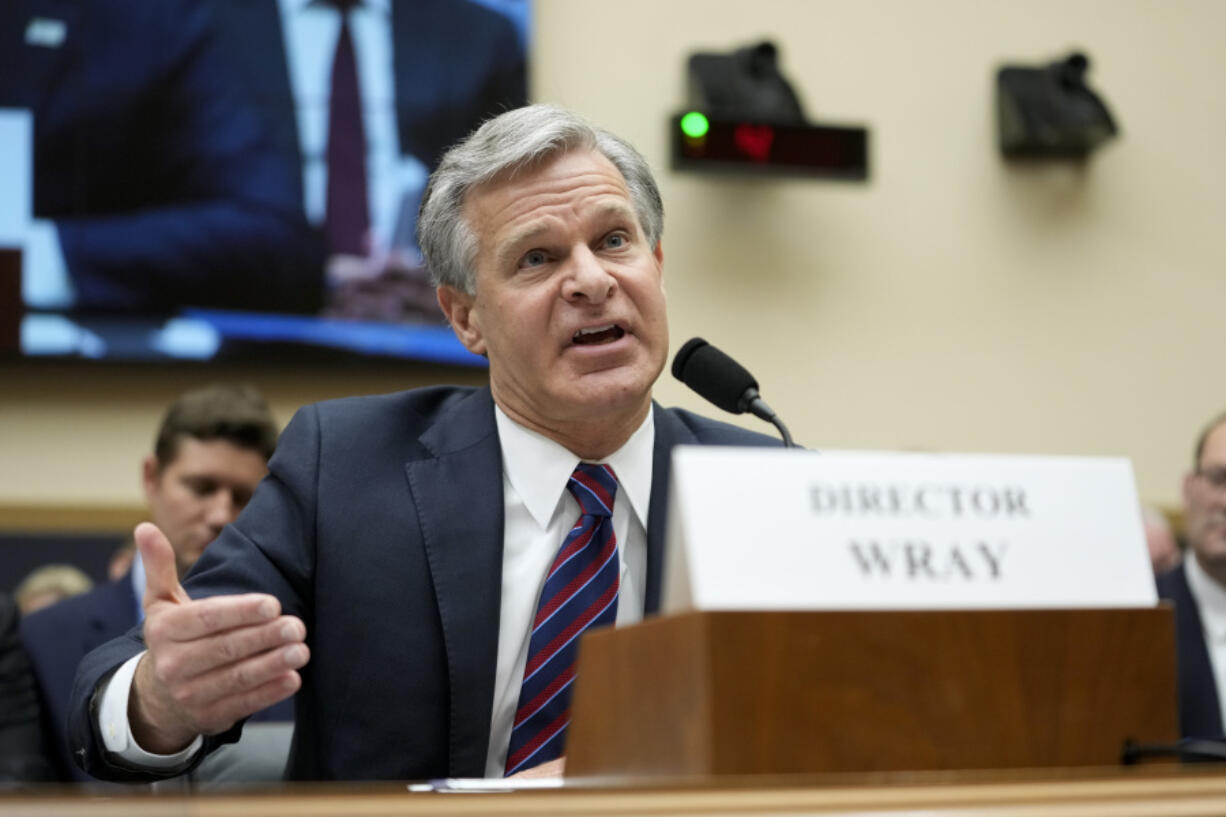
0, 0, 530, 367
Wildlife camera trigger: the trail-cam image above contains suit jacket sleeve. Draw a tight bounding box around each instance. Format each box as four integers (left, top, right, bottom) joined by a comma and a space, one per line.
31, 0, 324, 313
67, 403, 324, 782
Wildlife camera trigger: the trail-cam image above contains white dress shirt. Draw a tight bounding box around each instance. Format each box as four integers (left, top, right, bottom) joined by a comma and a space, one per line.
97, 405, 655, 777
1184, 553, 1226, 734
278, 0, 427, 252
486, 406, 651, 775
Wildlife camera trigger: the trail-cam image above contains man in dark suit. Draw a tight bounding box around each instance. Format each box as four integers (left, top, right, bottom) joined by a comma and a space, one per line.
20, 384, 289, 781
209, 0, 528, 322
67, 105, 781, 782
1157, 411, 1226, 738
0, 0, 323, 314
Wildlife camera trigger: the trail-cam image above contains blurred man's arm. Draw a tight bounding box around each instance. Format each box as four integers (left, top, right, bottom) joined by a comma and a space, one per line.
0, 593, 56, 783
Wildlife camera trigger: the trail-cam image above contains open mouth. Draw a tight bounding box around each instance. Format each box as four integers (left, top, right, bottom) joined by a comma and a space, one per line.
572, 324, 626, 346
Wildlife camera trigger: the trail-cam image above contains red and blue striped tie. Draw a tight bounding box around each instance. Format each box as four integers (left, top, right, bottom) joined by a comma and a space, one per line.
504, 463, 620, 775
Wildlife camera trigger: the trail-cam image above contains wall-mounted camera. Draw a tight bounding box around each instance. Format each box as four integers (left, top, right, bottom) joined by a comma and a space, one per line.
673, 40, 869, 181
997, 52, 1118, 160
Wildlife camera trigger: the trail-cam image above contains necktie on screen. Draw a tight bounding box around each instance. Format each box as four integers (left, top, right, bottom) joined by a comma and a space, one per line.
324, 0, 370, 255
504, 463, 620, 776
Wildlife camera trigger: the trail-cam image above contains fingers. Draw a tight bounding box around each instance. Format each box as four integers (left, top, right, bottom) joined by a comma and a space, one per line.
136, 600, 307, 745
135, 522, 189, 607
131, 519, 308, 744
153, 615, 306, 682
146, 593, 284, 643
192, 671, 303, 737
158, 643, 309, 735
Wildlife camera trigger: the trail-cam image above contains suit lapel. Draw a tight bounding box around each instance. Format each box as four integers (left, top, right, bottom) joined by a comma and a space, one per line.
1170, 563, 1225, 737
87, 575, 140, 645
404, 388, 504, 776
644, 404, 699, 614
214, 0, 304, 173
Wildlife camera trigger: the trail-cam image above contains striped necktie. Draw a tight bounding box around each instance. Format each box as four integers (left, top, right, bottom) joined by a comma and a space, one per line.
504, 463, 620, 775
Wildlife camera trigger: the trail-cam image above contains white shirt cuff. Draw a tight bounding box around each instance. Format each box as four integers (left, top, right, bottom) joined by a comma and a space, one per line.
97, 651, 204, 769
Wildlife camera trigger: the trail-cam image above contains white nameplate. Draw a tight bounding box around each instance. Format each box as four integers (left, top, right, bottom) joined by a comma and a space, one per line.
663, 447, 1156, 612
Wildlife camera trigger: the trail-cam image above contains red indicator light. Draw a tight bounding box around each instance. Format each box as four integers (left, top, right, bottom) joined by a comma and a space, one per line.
733, 124, 775, 162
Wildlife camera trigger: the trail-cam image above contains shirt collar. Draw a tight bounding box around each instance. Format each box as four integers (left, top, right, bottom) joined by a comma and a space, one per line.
130, 550, 146, 622
1186, 553, 1226, 642
494, 405, 655, 531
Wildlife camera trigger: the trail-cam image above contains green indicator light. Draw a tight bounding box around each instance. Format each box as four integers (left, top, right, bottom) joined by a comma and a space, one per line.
680, 112, 709, 139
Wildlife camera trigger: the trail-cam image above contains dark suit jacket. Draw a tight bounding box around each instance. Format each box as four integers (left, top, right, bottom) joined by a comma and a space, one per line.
20, 572, 292, 782
18, 577, 135, 780
1156, 561, 1225, 739
212, 0, 528, 225
0, 593, 55, 782
0, 0, 324, 313
68, 386, 779, 781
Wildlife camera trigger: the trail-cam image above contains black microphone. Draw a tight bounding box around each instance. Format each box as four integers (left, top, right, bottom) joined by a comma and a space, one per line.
671, 337, 796, 447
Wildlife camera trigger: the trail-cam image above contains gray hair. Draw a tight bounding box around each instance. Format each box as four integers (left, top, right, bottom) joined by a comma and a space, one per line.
417, 104, 664, 294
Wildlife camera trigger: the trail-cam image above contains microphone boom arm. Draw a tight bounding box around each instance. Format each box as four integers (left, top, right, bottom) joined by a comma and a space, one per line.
746, 393, 795, 448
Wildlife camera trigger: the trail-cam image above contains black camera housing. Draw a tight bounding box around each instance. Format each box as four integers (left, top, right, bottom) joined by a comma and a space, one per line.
997, 52, 1118, 159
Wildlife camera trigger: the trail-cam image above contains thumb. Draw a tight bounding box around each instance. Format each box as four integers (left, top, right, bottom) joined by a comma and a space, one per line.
135, 522, 190, 607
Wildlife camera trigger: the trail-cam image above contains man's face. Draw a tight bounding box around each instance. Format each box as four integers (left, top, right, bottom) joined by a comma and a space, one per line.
440, 150, 668, 436
1185, 421, 1226, 576
142, 438, 268, 577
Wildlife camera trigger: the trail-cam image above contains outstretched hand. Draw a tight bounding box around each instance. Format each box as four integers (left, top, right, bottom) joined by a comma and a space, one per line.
128, 522, 308, 754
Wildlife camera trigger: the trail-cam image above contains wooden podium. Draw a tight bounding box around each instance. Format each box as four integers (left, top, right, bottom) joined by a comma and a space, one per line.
567, 608, 1178, 777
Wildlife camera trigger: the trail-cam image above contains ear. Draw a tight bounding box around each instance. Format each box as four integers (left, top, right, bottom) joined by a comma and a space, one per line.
141, 455, 161, 504
1183, 471, 1197, 507
653, 241, 667, 299
437, 286, 487, 357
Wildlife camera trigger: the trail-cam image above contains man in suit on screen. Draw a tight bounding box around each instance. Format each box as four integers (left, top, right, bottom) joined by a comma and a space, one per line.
0, 0, 322, 315
1, 0, 525, 324
209, 0, 528, 323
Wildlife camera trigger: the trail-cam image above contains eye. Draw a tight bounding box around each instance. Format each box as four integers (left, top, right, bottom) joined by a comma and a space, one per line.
183, 477, 219, 498
603, 232, 629, 249
519, 249, 549, 269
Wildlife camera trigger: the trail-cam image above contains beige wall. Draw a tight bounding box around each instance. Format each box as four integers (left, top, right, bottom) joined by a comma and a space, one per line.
536, 0, 1226, 508
2, 0, 1224, 518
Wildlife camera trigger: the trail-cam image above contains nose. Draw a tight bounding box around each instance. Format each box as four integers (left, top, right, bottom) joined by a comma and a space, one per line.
561, 245, 616, 304
203, 490, 238, 531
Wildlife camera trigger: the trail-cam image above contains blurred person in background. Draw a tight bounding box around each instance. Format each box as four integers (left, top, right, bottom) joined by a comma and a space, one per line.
0, 592, 55, 783
1157, 411, 1226, 739
107, 542, 136, 583
19, 384, 287, 783
14, 564, 93, 615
